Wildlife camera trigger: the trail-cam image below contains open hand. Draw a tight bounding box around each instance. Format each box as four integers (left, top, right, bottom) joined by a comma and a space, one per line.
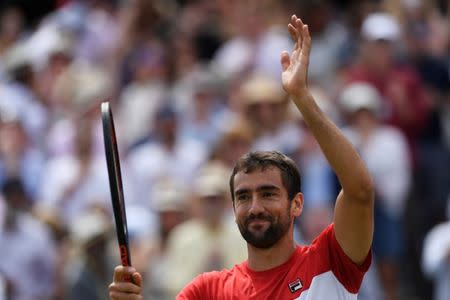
281, 15, 311, 99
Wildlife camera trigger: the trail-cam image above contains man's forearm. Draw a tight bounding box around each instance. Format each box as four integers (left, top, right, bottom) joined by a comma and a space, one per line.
291, 91, 374, 202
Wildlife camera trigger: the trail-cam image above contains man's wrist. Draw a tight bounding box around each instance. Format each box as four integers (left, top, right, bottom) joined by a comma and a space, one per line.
290, 89, 311, 104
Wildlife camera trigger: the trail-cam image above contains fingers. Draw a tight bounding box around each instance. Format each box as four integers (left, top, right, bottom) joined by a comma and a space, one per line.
301, 24, 312, 61
113, 266, 138, 283
288, 15, 311, 60
109, 267, 143, 300
294, 16, 305, 48
280, 51, 290, 71
132, 272, 142, 287
109, 282, 143, 300
288, 24, 298, 47
109, 281, 142, 294
288, 15, 301, 49
109, 290, 143, 300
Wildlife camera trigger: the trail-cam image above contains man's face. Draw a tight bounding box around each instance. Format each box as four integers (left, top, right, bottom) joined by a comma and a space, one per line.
233, 167, 293, 249
361, 39, 393, 74
246, 102, 285, 131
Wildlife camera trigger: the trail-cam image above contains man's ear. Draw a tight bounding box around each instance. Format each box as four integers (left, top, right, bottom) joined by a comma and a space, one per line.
291, 192, 303, 218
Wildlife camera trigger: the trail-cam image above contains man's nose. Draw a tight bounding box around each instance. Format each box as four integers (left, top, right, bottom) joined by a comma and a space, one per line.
248, 196, 264, 215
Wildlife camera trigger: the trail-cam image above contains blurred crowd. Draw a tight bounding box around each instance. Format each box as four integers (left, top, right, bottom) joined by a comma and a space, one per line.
0, 0, 449, 299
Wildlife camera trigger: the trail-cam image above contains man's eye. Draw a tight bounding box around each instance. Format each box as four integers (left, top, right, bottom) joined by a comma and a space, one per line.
237, 195, 250, 201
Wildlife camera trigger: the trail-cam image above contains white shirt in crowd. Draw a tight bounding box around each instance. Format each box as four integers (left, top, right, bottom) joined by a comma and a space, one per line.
0, 212, 56, 300
422, 220, 450, 300
343, 126, 411, 218
127, 138, 207, 207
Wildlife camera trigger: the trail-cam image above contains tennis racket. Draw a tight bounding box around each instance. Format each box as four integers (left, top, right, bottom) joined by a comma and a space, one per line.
101, 101, 132, 267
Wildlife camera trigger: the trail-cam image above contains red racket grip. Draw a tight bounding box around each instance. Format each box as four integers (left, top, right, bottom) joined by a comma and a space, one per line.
119, 245, 134, 282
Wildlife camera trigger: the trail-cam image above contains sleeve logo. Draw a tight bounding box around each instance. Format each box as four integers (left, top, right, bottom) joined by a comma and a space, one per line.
288, 278, 303, 293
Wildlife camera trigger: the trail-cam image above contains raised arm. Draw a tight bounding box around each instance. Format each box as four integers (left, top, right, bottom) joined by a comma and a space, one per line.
281, 15, 374, 264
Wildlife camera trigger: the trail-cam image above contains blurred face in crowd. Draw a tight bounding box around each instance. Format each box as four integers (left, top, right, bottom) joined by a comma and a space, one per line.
245, 100, 286, 132
2, 178, 30, 212
0, 7, 23, 45
159, 210, 185, 238
193, 90, 215, 118
301, 1, 331, 35
360, 39, 394, 75
133, 53, 167, 83
0, 121, 27, 157
233, 167, 294, 248
348, 109, 378, 131
154, 110, 178, 144
299, 206, 333, 243
234, 1, 266, 39
222, 137, 252, 167
199, 193, 227, 227
74, 125, 93, 161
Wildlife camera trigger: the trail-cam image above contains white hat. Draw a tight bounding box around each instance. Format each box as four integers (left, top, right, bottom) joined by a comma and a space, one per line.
52, 62, 112, 111
194, 163, 229, 198
69, 211, 112, 246
361, 13, 401, 41
3, 42, 31, 74
151, 179, 185, 212
240, 73, 286, 105
339, 82, 382, 115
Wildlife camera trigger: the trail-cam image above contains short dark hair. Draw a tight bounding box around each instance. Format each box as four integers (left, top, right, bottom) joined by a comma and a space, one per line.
229, 151, 301, 202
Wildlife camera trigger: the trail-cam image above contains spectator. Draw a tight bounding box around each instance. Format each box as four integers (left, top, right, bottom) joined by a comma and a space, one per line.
238, 73, 303, 153
1, 44, 49, 144
74, 0, 120, 68
36, 122, 111, 224
0, 178, 57, 300
339, 82, 412, 300
65, 210, 115, 300
127, 104, 208, 206
209, 120, 254, 172
143, 179, 187, 300
118, 42, 169, 148
162, 164, 247, 298
213, 0, 293, 80
0, 110, 45, 198
296, 0, 350, 92
0, 6, 24, 80
422, 197, 450, 300
344, 12, 431, 155
178, 66, 234, 149
46, 62, 112, 158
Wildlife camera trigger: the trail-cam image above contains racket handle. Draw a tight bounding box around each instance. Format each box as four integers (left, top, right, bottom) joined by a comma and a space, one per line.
119, 245, 131, 267
119, 246, 133, 282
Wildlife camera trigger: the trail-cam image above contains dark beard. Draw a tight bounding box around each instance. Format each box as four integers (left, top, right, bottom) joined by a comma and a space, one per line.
237, 212, 291, 249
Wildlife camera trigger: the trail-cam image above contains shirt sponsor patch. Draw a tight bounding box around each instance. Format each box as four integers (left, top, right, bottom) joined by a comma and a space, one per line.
288, 278, 302, 293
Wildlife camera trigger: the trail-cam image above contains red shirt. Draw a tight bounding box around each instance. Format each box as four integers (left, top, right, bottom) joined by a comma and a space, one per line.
345, 64, 430, 143
177, 224, 371, 299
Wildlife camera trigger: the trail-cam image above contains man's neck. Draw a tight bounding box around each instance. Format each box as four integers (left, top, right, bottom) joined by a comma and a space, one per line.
246, 232, 296, 272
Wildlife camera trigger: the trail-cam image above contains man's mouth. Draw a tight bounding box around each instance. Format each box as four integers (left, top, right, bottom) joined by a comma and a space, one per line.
248, 219, 269, 226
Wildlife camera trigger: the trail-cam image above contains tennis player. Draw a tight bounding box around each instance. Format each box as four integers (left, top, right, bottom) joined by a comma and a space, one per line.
109, 15, 374, 300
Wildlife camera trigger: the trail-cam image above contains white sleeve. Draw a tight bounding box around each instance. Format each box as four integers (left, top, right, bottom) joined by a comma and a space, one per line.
375, 129, 411, 217
422, 222, 450, 278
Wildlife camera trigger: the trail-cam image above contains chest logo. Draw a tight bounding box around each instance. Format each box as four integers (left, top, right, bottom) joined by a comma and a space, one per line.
288, 278, 303, 293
